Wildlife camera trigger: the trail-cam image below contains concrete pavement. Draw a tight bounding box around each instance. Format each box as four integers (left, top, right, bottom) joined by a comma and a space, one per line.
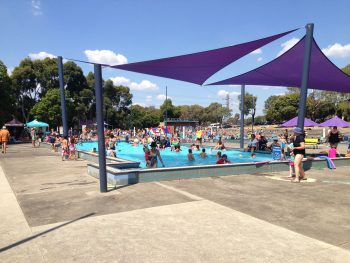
1, 144, 350, 262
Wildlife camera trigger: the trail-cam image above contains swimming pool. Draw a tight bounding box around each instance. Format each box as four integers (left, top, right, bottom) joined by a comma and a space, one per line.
77, 141, 272, 168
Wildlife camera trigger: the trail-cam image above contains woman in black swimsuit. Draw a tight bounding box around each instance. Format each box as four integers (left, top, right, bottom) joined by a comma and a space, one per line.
291, 127, 306, 183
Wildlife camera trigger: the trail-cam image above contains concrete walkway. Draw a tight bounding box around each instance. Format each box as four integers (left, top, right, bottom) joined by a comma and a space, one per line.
1, 144, 350, 262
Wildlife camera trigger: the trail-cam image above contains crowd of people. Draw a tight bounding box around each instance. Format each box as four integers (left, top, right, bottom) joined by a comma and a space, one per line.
2, 124, 350, 179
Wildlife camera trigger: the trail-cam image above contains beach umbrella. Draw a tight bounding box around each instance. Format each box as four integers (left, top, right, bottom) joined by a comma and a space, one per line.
280, 117, 319, 127
26, 119, 49, 128
319, 116, 350, 128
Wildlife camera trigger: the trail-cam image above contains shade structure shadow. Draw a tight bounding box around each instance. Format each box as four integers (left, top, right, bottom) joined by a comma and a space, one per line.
0, 212, 95, 253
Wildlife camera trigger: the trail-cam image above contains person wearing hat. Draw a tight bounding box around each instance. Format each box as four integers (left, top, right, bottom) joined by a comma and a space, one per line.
1, 126, 10, 154
148, 141, 165, 168
268, 137, 280, 150
290, 127, 306, 182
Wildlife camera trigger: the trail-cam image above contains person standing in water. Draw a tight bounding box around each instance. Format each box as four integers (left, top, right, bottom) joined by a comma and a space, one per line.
149, 142, 165, 168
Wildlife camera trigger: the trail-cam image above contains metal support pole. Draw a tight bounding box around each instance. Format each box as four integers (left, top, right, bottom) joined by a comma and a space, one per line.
58, 56, 68, 137
94, 64, 107, 193
297, 23, 314, 131
240, 85, 245, 149
165, 86, 168, 127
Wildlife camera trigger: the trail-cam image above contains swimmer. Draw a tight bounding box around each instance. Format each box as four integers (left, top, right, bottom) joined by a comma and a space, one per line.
200, 148, 207, 158
187, 149, 195, 161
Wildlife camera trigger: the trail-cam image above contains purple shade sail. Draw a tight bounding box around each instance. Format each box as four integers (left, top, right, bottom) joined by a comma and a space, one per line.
319, 116, 350, 128
280, 117, 319, 127
111, 29, 298, 85
209, 37, 350, 93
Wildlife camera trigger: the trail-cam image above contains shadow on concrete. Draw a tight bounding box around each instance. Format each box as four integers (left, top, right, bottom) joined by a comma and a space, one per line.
107, 184, 132, 192
0, 212, 95, 253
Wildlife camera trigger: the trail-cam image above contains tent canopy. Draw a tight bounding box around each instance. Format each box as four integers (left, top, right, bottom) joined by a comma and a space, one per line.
280, 117, 319, 127
208, 37, 350, 93
5, 118, 24, 127
26, 119, 49, 128
319, 116, 350, 128
110, 29, 298, 85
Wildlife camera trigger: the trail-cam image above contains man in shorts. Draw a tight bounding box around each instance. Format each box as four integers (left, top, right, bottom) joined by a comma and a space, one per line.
1, 126, 10, 154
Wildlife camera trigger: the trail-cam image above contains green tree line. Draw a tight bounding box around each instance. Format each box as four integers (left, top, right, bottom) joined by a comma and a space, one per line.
1, 57, 349, 129
0, 57, 230, 129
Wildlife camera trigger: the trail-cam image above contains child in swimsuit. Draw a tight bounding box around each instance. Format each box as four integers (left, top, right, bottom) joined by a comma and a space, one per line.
69, 137, 77, 160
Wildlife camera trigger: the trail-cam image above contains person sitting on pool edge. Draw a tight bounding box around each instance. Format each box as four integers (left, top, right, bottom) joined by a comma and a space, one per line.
216, 154, 230, 164
246, 134, 258, 153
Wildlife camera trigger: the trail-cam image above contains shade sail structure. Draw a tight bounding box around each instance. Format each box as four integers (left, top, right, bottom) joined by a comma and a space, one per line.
280, 117, 319, 127
319, 116, 350, 128
5, 118, 24, 127
208, 37, 350, 93
26, 120, 49, 128
110, 29, 298, 85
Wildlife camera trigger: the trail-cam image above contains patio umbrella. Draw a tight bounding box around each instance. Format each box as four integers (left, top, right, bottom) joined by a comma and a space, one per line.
319, 116, 350, 128
5, 118, 24, 127
280, 117, 319, 127
26, 119, 49, 128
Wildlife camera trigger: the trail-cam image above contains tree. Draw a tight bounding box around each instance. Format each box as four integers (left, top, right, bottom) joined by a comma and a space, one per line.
0, 60, 14, 126
63, 61, 88, 96
11, 58, 39, 122
160, 99, 180, 120
178, 104, 205, 123
264, 93, 299, 123
203, 102, 230, 124
31, 89, 73, 127
238, 92, 257, 131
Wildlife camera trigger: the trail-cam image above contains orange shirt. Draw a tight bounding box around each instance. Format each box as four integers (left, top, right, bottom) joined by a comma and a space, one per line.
1, 129, 10, 142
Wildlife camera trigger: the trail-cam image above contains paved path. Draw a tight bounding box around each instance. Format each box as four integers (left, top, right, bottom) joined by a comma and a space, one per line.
1, 144, 350, 262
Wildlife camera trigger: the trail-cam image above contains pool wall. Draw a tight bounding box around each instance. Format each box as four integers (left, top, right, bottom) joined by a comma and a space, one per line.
87, 156, 350, 186
40, 142, 350, 186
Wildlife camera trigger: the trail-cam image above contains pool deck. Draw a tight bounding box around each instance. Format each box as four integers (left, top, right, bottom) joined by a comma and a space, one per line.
1, 144, 350, 262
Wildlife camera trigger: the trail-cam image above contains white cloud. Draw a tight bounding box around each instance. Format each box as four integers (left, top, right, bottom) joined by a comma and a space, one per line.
251, 48, 262, 55
110, 77, 158, 91
217, 89, 240, 98
28, 51, 56, 60
146, 95, 152, 102
262, 87, 270, 90
322, 43, 350, 58
133, 102, 147, 107
277, 38, 300, 57
156, 94, 172, 100
84, 50, 127, 65
257, 57, 263, 62
31, 0, 42, 16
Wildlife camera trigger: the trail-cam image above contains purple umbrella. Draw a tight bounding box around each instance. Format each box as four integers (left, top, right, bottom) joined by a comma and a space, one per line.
280, 117, 319, 127
319, 116, 350, 128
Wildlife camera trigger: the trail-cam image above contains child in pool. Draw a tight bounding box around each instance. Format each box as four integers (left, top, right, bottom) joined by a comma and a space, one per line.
200, 148, 207, 158
187, 149, 195, 161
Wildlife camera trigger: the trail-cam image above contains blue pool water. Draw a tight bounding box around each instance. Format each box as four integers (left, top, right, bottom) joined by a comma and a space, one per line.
77, 141, 272, 168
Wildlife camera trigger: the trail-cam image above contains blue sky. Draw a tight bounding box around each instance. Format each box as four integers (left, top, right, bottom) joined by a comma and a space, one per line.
1, 0, 350, 115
